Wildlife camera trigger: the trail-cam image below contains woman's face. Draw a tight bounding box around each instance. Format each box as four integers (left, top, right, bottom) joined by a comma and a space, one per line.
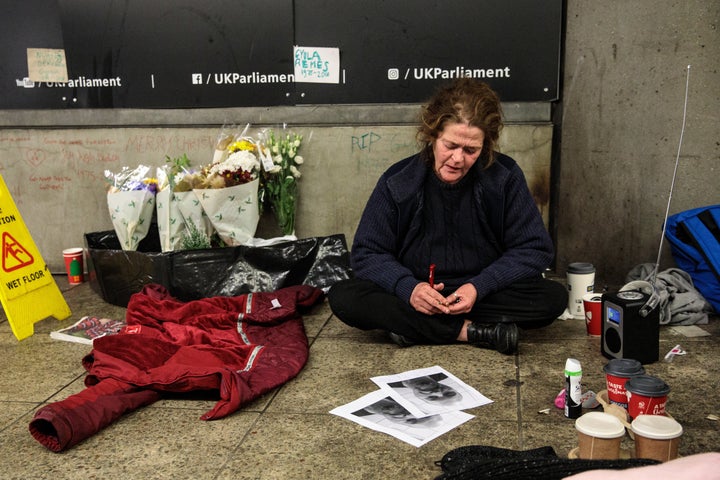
432, 122, 484, 184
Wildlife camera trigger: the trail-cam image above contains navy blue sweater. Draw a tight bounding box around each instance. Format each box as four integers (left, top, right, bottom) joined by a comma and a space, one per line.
350, 150, 554, 304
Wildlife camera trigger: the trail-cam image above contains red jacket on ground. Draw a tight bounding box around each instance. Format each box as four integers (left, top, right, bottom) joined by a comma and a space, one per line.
29, 283, 324, 452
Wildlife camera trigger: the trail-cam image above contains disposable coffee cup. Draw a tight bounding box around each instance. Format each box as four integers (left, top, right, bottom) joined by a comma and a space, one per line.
582, 293, 603, 336
603, 358, 645, 409
567, 262, 595, 318
625, 375, 670, 419
62, 247, 84, 285
575, 412, 626, 459
631, 414, 683, 462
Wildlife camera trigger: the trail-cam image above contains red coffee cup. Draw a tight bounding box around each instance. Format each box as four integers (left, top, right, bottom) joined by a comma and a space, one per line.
625, 375, 670, 419
603, 358, 645, 409
62, 247, 85, 285
582, 293, 603, 336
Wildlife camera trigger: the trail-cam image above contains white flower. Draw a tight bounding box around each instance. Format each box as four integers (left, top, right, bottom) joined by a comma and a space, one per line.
273, 155, 283, 165
290, 166, 301, 178
210, 150, 259, 176
272, 145, 279, 154
293, 139, 301, 148
294, 155, 304, 165
268, 165, 282, 174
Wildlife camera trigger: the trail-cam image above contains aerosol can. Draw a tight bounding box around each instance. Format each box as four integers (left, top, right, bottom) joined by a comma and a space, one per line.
564, 358, 582, 419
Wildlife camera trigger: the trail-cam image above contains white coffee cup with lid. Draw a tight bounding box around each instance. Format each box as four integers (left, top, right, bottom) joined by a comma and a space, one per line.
631, 414, 683, 462
575, 411, 626, 459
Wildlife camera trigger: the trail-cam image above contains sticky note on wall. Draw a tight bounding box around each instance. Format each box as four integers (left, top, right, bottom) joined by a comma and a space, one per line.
27, 48, 68, 83
293, 46, 339, 84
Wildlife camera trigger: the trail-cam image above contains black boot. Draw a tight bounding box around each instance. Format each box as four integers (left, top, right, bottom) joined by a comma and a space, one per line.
466, 322, 519, 355
388, 331, 417, 348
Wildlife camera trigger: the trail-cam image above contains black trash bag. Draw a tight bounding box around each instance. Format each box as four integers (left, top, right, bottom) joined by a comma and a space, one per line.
85, 229, 352, 307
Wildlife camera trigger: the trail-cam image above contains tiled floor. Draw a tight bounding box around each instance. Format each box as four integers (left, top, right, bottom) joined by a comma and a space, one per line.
1, 276, 718, 479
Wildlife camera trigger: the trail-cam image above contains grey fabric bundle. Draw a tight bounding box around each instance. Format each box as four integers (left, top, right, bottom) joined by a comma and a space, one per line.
625, 263, 713, 325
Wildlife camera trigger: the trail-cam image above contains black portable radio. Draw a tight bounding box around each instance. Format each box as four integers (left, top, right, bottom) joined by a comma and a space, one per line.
601, 290, 660, 364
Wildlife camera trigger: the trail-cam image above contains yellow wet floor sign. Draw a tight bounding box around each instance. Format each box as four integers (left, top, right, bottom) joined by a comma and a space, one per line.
0, 174, 71, 340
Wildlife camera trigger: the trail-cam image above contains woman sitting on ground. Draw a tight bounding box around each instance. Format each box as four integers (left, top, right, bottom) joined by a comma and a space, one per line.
328, 78, 567, 354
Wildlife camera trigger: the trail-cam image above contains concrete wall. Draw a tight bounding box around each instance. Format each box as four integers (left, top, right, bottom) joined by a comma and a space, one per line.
557, 0, 719, 284
1, 1, 718, 285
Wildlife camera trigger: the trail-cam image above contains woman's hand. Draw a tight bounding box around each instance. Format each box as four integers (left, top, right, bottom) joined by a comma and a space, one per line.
410, 281, 450, 314
444, 283, 477, 314
411, 282, 477, 315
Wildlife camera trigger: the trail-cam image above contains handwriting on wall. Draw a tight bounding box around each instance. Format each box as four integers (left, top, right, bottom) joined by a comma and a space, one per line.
0, 128, 220, 273
1, 130, 218, 202
351, 132, 382, 152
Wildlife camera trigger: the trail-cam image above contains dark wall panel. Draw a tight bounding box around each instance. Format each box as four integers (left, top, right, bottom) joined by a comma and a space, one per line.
0, 0, 562, 109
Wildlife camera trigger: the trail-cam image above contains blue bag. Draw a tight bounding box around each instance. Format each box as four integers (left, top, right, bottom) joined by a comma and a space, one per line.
665, 205, 720, 312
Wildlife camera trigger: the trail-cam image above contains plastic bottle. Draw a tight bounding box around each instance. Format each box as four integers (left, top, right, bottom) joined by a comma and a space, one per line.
564, 358, 582, 419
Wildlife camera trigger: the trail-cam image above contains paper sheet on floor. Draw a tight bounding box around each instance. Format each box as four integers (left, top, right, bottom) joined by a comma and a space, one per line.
370, 365, 493, 417
330, 365, 490, 447
330, 389, 474, 448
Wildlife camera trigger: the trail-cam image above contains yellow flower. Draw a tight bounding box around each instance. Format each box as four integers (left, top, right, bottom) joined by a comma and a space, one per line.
228, 140, 256, 153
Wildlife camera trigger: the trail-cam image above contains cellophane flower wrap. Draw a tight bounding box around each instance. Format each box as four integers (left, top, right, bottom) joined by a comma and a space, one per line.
192, 137, 261, 246
260, 129, 304, 237
104, 165, 158, 251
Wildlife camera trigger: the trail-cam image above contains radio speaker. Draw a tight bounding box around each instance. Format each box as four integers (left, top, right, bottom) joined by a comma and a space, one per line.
601, 290, 659, 364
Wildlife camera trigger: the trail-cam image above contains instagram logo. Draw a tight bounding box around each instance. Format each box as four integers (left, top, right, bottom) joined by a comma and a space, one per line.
192, 73, 202, 85
387, 68, 399, 80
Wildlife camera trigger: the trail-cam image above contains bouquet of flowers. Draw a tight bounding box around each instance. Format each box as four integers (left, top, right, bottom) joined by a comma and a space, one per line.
192, 136, 262, 246
260, 129, 305, 237
156, 154, 215, 251
104, 165, 158, 250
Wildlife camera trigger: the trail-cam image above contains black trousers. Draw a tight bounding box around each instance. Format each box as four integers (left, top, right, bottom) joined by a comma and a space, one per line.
327, 277, 568, 344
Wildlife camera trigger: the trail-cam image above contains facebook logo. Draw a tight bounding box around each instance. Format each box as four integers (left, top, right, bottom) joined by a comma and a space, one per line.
192, 74, 202, 85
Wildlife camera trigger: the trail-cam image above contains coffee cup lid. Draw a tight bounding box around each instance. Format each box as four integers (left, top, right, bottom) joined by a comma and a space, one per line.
582, 293, 603, 302
603, 358, 646, 377
575, 412, 626, 439
568, 262, 595, 274
625, 375, 670, 397
631, 415, 683, 439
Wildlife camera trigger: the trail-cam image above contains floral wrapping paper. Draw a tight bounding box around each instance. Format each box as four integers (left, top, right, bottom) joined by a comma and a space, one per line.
194, 180, 259, 246
174, 191, 216, 246
106, 190, 155, 251
105, 164, 157, 251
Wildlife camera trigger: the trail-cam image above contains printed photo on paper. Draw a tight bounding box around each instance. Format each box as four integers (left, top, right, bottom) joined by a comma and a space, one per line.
330, 389, 474, 448
370, 365, 493, 417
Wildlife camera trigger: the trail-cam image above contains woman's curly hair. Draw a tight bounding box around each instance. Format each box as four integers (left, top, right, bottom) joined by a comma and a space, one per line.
417, 78, 504, 168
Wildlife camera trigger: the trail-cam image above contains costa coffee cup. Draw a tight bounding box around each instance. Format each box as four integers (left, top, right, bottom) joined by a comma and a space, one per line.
625, 375, 670, 419
631, 415, 683, 462
575, 412, 626, 459
603, 358, 645, 409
